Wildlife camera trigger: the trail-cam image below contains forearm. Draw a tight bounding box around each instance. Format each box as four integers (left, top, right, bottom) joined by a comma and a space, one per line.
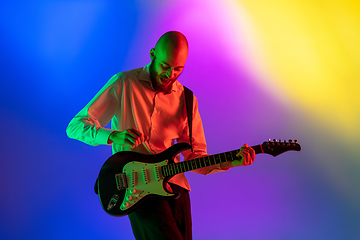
67, 74, 121, 146
66, 115, 114, 146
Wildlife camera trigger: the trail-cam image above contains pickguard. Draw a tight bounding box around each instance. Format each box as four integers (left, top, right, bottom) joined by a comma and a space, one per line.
120, 159, 175, 211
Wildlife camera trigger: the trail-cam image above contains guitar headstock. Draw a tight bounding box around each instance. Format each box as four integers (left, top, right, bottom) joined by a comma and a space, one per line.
260, 139, 301, 156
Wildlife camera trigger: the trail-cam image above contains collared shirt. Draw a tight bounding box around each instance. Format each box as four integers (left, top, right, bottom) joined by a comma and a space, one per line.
66, 63, 225, 190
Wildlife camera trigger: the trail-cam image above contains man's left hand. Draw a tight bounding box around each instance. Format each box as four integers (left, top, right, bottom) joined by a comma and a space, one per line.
234, 143, 255, 166
220, 143, 255, 169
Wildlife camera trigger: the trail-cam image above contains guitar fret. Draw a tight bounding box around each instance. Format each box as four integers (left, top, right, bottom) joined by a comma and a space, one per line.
175, 163, 179, 174
208, 156, 212, 165
213, 155, 219, 164
205, 156, 209, 166
210, 155, 215, 165
164, 165, 168, 176
220, 154, 225, 163
170, 165, 174, 176
216, 155, 221, 163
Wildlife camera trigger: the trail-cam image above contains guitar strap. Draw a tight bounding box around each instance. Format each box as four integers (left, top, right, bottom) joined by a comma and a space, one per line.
183, 86, 194, 152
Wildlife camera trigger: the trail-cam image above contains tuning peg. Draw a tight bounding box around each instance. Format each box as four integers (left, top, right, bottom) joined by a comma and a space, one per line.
279, 139, 282, 142
289, 139, 292, 143
284, 139, 287, 143
268, 139, 271, 142
294, 139, 298, 143
273, 139, 277, 142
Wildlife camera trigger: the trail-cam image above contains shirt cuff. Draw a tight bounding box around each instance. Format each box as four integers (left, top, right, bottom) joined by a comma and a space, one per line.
96, 128, 114, 145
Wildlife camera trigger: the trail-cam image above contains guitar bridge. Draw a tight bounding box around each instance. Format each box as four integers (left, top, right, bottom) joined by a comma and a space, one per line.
115, 173, 128, 190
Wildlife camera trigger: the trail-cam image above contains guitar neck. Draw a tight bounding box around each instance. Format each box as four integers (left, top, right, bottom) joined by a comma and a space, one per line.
161, 144, 262, 177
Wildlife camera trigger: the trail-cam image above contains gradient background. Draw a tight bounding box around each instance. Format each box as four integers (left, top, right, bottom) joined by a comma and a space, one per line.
1, 0, 359, 239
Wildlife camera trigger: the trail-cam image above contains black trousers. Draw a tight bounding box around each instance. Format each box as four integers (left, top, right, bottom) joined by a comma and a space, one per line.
128, 184, 192, 240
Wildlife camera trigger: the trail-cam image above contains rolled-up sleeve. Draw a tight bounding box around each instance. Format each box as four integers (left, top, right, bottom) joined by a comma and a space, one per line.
66, 74, 121, 146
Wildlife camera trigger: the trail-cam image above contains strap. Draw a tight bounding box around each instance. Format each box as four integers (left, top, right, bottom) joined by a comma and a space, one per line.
183, 86, 193, 152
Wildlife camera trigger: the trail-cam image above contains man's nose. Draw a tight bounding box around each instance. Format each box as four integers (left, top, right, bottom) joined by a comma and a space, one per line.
165, 68, 175, 79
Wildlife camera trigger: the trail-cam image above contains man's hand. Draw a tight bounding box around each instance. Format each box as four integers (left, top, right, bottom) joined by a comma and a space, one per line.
234, 143, 255, 166
108, 127, 149, 148
220, 143, 255, 170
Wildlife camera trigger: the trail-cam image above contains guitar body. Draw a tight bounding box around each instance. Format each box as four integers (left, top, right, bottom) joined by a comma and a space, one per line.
97, 142, 191, 217
96, 139, 301, 217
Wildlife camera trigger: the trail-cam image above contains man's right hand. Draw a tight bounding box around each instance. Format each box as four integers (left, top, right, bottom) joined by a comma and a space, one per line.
108, 127, 149, 148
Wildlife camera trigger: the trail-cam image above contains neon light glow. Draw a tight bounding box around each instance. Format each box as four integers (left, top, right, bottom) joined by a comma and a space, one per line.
0, 0, 359, 239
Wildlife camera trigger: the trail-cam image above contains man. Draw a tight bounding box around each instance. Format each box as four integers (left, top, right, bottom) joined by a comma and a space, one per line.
66, 31, 255, 240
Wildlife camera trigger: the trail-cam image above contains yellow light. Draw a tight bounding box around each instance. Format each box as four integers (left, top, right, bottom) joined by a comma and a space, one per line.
236, 0, 360, 140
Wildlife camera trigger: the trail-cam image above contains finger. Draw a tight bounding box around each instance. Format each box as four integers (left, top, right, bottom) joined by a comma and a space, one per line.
125, 131, 141, 147
128, 128, 148, 143
129, 127, 142, 137
124, 137, 136, 148
125, 131, 139, 145
244, 154, 249, 165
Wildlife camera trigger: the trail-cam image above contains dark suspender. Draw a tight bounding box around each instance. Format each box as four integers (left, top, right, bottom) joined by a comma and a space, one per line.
183, 86, 193, 152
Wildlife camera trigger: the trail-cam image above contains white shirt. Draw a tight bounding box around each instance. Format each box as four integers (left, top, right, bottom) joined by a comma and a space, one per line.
66, 63, 225, 190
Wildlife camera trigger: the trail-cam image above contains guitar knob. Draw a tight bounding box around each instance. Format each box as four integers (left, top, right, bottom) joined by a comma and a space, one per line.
122, 202, 130, 208
130, 188, 137, 194
127, 195, 133, 201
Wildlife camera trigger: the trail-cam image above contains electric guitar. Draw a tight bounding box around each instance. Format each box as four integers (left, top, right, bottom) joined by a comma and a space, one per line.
96, 139, 301, 217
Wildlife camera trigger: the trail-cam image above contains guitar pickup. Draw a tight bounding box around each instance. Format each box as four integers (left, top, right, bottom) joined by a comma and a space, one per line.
142, 168, 149, 184
154, 165, 162, 181
115, 173, 128, 190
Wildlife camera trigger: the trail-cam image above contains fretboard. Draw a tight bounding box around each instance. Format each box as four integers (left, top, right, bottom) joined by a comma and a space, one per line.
161, 144, 262, 177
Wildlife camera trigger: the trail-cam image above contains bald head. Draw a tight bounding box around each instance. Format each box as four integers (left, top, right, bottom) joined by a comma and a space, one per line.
155, 31, 188, 54
150, 31, 188, 64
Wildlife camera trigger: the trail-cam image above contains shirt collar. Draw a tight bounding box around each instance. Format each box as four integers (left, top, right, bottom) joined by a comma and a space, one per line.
138, 62, 181, 93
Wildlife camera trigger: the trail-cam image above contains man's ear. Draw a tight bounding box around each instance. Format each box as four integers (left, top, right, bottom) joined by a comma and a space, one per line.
150, 48, 155, 60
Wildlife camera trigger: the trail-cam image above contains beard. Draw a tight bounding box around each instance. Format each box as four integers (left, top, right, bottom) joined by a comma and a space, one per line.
149, 57, 181, 93
149, 59, 159, 90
